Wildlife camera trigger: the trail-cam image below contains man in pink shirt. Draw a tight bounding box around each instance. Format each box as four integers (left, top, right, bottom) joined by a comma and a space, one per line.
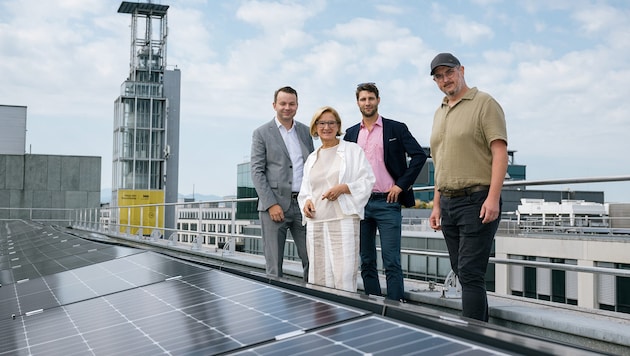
344, 82, 427, 301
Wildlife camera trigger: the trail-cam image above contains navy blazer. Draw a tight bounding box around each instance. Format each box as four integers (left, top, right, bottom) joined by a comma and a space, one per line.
344, 117, 427, 208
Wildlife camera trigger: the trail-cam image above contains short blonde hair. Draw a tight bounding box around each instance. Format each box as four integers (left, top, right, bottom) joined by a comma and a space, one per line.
309, 106, 343, 137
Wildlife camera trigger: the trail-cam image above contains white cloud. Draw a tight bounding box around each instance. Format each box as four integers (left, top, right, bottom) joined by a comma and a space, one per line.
430, 3, 494, 45
374, 4, 405, 15
1, 0, 629, 202
236, 0, 321, 34
573, 3, 621, 34
450, 18, 494, 44
573, 3, 630, 48
330, 17, 410, 41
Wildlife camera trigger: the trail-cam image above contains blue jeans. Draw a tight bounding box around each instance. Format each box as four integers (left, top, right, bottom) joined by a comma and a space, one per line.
440, 190, 500, 322
360, 197, 403, 300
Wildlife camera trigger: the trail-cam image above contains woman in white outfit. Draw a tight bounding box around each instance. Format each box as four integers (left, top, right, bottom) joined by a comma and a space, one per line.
298, 106, 375, 292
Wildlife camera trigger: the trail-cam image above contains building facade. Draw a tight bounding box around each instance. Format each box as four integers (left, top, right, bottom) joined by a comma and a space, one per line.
0, 105, 26, 155
0, 105, 100, 222
176, 200, 250, 251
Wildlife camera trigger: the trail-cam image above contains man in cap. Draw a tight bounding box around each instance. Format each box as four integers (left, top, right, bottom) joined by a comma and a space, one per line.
428, 53, 508, 322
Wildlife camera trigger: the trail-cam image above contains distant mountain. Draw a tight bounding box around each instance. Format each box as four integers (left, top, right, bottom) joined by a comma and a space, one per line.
178, 193, 224, 202
100, 189, 225, 204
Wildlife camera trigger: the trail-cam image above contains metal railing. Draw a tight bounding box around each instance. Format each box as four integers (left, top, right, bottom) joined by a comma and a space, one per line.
0, 207, 73, 225
5, 174, 630, 313
69, 197, 630, 270
4, 201, 630, 315
68, 208, 630, 315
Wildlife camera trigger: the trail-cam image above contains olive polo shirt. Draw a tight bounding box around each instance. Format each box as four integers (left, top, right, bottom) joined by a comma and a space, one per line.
430, 87, 507, 191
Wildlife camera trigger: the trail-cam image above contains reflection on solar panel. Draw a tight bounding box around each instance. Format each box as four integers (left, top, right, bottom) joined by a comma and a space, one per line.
0, 221, 597, 355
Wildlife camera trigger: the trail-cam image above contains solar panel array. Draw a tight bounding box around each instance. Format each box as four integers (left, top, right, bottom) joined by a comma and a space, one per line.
0, 220, 587, 355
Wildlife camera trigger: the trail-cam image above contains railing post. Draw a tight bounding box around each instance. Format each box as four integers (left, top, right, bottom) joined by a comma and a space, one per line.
140, 207, 144, 237
155, 204, 159, 235
149, 229, 160, 241
198, 202, 203, 248
191, 235, 202, 251
127, 206, 131, 235
228, 199, 237, 255
167, 231, 177, 246
441, 270, 461, 299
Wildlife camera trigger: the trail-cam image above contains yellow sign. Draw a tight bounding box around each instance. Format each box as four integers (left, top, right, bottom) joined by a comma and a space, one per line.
117, 189, 164, 234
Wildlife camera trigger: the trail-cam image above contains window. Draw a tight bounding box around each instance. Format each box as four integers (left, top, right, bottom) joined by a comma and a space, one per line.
617, 264, 630, 314
524, 256, 537, 299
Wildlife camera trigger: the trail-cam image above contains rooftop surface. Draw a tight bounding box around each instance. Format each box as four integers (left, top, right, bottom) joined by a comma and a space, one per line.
2, 220, 627, 355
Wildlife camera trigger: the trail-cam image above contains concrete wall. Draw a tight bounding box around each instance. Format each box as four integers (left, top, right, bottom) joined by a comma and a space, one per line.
0, 154, 101, 220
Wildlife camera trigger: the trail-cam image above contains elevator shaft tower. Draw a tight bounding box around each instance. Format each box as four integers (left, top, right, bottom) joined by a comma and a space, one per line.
113, 1, 181, 233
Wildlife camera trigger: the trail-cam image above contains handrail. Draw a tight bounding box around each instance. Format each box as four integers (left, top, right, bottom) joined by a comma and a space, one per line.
411, 174, 630, 192
401, 249, 630, 279
490, 258, 630, 277
6, 204, 630, 316
66, 217, 630, 280
6, 173, 630, 313
71, 217, 630, 280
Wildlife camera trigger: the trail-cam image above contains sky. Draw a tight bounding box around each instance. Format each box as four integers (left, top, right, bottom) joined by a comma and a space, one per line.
1, 0, 629, 203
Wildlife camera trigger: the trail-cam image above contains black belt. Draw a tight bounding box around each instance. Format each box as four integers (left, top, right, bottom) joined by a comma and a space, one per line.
291, 192, 299, 200
370, 192, 388, 199
439, 185, 489, 198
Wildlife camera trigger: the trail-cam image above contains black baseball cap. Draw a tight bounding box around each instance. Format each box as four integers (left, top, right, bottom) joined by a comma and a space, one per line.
430, 53, 461, 75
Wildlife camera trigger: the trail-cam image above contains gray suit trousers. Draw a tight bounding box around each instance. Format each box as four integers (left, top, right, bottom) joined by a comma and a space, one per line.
260, 197, 308, 280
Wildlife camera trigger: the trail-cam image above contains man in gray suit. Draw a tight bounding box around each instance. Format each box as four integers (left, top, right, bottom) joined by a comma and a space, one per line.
251, 86, 314, 280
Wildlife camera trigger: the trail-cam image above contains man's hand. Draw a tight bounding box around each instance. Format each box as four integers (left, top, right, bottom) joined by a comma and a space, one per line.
429, 207, 442, 231
387, 185, 403, 203
480, 197, 500, 224
268, 204, 284, 222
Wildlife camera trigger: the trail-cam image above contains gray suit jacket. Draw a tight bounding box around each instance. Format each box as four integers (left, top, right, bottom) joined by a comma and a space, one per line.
251, 119, 314, 212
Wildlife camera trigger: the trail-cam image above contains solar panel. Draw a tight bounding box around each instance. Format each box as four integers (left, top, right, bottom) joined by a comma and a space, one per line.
0, 221, 597, 355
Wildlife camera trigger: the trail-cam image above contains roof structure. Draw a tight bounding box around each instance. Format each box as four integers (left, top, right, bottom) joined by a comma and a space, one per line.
0, 220, 598, 355
117, 1, 169, 15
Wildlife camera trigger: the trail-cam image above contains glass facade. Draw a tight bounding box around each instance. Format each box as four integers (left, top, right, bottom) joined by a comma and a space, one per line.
113, 97, 166, 191
236, 162, 258, 220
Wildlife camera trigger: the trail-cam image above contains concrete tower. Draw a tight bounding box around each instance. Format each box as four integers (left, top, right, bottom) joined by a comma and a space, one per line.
112, 1, 180, 233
